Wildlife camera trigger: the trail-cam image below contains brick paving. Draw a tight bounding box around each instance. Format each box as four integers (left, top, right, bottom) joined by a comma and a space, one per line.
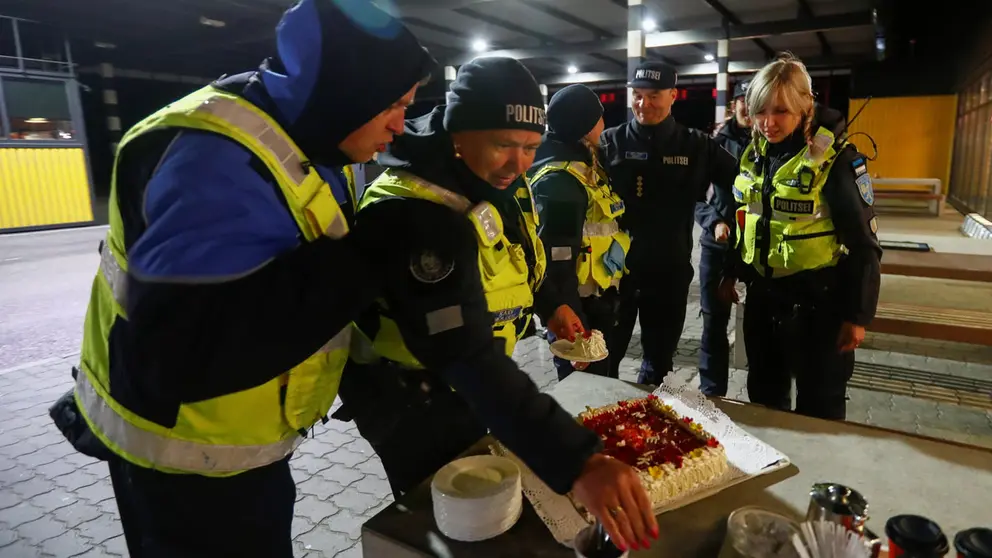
3, 228, 991, 557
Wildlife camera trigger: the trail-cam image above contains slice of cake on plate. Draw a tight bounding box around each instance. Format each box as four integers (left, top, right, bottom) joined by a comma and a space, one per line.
578, 395, 729, 506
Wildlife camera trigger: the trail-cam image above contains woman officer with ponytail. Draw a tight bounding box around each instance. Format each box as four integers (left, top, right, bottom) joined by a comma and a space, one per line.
719, 54, 882, 420
528, 84, 630, 380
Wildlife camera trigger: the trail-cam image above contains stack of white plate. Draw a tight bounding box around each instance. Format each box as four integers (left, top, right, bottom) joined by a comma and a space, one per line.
431, 455, 523, 542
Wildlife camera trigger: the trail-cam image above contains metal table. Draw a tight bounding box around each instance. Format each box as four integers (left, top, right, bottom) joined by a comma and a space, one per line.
361, 373, 992, 557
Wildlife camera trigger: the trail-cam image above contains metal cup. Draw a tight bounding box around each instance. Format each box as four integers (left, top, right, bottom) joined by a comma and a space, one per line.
806, 482, 870, 534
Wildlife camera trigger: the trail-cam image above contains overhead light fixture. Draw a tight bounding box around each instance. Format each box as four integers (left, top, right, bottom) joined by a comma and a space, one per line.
567, 65, 578, 74
94, 41, 116, 50
25, 118, 50, 124
199, 16, 226, 28
642, 18, 657, 32
471, 38, 488, 52
704, 53, 715, 61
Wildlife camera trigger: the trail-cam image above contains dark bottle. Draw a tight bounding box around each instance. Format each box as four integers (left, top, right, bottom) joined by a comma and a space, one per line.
885, 515, 949, 558
955, 528, 992, 558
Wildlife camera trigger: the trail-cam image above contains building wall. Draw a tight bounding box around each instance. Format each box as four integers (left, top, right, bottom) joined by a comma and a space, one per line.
846, 96, 958, 192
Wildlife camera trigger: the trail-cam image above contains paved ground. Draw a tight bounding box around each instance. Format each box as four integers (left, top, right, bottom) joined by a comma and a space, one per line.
1, 226, 990, 557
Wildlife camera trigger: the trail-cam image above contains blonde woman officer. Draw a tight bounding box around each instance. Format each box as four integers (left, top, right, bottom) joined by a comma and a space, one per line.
528, 84, 629, 380
720, 54, 881, 420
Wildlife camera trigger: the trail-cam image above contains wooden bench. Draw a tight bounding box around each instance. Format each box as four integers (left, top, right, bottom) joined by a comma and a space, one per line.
870, 303, 992, 346
873, 178, 944, 216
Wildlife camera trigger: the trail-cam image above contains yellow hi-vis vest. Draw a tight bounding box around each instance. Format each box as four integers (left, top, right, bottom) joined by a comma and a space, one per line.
358, 169, 547, 366
733, 126, 846, 278
528, 160, 631, 296
75, 85, 352, 476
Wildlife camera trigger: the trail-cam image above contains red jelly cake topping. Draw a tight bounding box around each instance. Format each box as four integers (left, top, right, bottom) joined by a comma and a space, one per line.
581, 399, 711, 470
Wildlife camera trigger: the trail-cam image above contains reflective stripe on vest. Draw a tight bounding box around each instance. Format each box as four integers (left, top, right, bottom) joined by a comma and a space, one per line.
75, 85, 352, 476
583, 221, 620, 237
75, 372, 302, 473
100, 241, 127, 308
190, 95, 348, 239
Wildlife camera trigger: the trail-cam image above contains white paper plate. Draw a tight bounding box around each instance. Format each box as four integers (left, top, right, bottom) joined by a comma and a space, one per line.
549, 330, 609, 363
431, 455, 520, 500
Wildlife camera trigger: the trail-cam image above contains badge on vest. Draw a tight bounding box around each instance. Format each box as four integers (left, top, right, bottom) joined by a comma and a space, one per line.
773, 197, 815, 214
410, 250, 454, 284
493, 306, 523, 324
869, 216, 878, 234
609, 200, 625, 213
625, 151, 649, 160
662, 155, 689, 166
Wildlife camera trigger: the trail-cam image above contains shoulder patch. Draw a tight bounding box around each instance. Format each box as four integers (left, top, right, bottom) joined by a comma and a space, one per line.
856, 172, 874, 206
410, 249, 454, 284
625, 151, 649, 161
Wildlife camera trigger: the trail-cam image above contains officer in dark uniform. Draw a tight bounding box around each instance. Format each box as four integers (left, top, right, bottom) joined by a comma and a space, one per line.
693, 79, 751, 396
529, 84, 629, 380
720, 54, 881, 420
339, 58, 658, 551
602, 61, 739, 384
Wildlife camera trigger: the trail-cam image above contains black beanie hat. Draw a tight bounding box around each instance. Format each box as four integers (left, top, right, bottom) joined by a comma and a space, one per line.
262, 0, 436, 166
444, 57, 547, 134
547, 84, 603, 143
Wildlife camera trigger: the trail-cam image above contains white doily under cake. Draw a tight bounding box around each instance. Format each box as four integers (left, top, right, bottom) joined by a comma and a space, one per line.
489, 375, 791, 547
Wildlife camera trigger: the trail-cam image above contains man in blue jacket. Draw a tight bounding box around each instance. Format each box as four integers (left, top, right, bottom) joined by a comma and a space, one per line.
49, 1, 434, 556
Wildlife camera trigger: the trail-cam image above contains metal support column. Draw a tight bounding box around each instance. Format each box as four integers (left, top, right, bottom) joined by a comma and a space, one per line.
99, 63, 122, 155
626, 0, 647, 120
540, 84, 548, 108
715, 39, 730, 125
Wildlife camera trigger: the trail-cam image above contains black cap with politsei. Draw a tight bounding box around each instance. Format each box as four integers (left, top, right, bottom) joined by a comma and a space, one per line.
627, 61, 678, 90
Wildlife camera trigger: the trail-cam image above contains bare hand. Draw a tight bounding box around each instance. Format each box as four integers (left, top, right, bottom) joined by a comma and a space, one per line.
717, 277, 739, 304
714, 222, 731, 243
572, 454, 658, 552
836, 322, 865, 352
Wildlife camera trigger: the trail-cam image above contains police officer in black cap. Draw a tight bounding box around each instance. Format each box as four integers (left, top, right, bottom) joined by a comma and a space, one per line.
340, 58, 659, 551
693, 78, 752, 396
602, 61, 739, 384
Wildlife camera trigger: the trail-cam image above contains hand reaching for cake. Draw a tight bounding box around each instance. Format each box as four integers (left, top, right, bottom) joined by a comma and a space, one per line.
571, 454, 659, 552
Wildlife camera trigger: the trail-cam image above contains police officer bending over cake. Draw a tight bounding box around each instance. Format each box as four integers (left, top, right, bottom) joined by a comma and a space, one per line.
338, 58, 658, 552
601, 61, 739, 384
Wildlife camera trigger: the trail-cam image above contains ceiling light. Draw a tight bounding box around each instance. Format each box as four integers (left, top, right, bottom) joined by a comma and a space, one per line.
642, 18, 657, 32
199, 16, 226, 28
94, 42, 116, 50
471, 39, 488, 52
704, 53, 715, 61
567, 65, 578, 74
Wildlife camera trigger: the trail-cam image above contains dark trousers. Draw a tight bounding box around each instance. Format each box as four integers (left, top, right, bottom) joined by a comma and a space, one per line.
551, 289, 620, 381
109, 455, 296, 558
336, 360, 487, 498
698, 245, 732, 396
742, 281, 854, 420
609, 266, 693, 384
